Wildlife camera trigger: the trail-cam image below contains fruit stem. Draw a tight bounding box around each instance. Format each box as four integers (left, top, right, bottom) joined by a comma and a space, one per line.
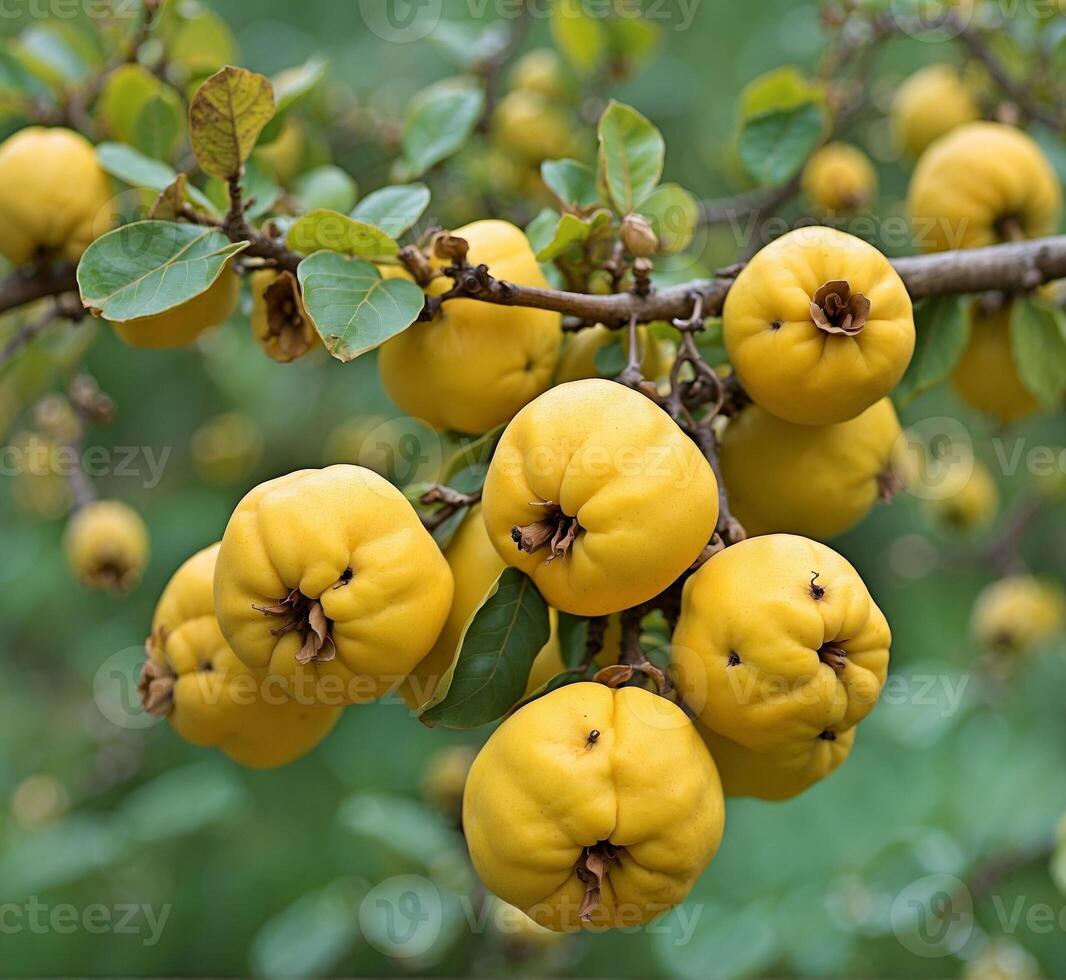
511, 502, 581, 562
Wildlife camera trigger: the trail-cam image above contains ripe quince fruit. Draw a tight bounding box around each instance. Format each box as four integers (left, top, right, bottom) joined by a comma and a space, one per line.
482, 379, 718, 616
64, 500, 149, 594
509, 49, 569, 101
891, 64, 979, 160
190, 412, 264, 487
378, 220, 563, 434
673, 534, 890, 753
492, 89, 577, 163
462, 682, 725, 932
110, 270, 240, 349
141, 544, 341, 768
400, 506, 562, 710
721, 398, 902, 540
972, 576, 1065, 656
213, 465, 454, 705
420, 744, 477, 819
801, 142, 877, 215
555, 324, 666, 385
951, 300, 1040, 424
907, 122, 1061, 253
250, 269, 318, 363
925, 457, 999, 533
723, 227, 915, 425
700, 723, 856, 802
0, 127, 114, 266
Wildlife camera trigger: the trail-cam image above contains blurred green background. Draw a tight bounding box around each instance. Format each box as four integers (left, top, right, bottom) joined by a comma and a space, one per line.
2, 0, 1066, 977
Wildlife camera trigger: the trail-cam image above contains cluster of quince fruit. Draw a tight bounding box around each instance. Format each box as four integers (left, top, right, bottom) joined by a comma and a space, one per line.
110, 209, 907, 932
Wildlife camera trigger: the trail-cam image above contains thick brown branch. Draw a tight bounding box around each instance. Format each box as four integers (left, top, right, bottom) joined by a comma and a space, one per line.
436, 236, 1066, 325
0, 263, 79, 317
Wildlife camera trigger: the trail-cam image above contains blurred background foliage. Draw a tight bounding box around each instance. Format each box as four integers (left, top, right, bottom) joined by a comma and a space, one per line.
1, 0, 1065, 977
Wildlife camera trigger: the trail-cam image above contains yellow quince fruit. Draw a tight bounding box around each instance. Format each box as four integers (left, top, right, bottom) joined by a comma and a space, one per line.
509, 49, 569, 100
951, 300, 1041, 424
190, 412, 264, 487
378, 220, 563, 435
924, 457, 999, 533
420, 744, 477, 820
723, 227, 915, 425
555, 324, 666, 384
673, 534, 890, 753
492, 89, 577, 164
972, 576, 1065, 656
110, 270, 240, 349
462, 682, 725, 932
0, 127, 114, 266
250, 269, 319, 363
907, 122, 1061, 252
721, 398, 902, 540
801, 142, 877, 215
700, 723, 856, 802
213, 465, 454, 705
891, 64, 979, 160
400, 506, 563, 710
482, 379, 718, 616
64, 500, 149, 594
141, 544, 341, 769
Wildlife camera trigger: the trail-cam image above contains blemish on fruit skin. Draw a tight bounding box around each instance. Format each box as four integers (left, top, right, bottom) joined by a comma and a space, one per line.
585, 729, 600, 748
727, 651, 741, 667
770, 319, 783, 331
809, 571, 825, 600
333, 567, 354, 589
818, 730, 837, 741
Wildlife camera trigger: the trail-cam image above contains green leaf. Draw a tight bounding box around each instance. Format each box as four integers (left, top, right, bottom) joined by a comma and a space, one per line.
131, 87, 186, 162
402, 78, 484, 177
430, 21, 511, 69
99, 63, 166, 142
291, 166, 359, 213
557, 612, 590, 669
526, 207, 561, 257
351, 184, 431, 239
420, 568, 551, 730
167, 8, 237, 77
18, 23, 97, 86
535, 212, 593, 261
120, 762, 245, 843
0, 815, 123, 901
739, 65, 824, 121
640, 182, 699, 254
287, 210, 399, 258
541, 158, 598, 210
297, 251, 425, 362
272, 54, 328, 115
597, 100, 665, 214
258, 55, 329, 144
607, 16, 660, 66
1010, 297, 1066, 409
96, 142, 216, 211
593, 335, 628, 377
894, 296, 970, 407
250, 879, 362, 980
444, 424, 506, 483
739, 103, 826, 187
337, 792, 460, 868
190, 65, 276, 181
551, 0, 609, 74
77, 221, 247, 322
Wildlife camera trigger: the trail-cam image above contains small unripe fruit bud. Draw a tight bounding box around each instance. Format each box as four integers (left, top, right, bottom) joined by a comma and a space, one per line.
587, 269, 614, 295
621, 214, 659, 257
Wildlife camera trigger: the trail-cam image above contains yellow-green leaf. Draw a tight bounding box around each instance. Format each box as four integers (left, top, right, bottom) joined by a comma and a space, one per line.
190, 66, 275, 181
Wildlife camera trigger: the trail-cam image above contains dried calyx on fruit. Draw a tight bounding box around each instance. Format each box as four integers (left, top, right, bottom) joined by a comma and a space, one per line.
252, 587, 337, 665
809, 280, 870, 336
511, 500, 582, 561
